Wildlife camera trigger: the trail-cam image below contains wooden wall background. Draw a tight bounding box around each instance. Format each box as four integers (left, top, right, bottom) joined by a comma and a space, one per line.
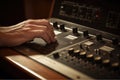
0, 0, 54, 26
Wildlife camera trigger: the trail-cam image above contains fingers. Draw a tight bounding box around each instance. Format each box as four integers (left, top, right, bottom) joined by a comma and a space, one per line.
23, 19, 56, 43
31, 29, 52, 43
25, 19, 55, 36
28, 24, 55, 43
26, 19, 53, 30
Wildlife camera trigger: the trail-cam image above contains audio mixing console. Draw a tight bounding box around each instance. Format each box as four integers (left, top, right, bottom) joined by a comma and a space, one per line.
14, 0, 120, 79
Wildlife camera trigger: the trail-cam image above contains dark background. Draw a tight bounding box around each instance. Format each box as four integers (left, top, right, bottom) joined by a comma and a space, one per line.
0, 0, 25, 26
0, 0, 53, 26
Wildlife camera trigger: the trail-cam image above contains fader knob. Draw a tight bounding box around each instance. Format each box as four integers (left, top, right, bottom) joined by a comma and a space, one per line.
83, 30, 89, 38
72, 28, 80, 36
96, 34, 102, 41
112, 38, 119, 45
60, 24, 67, 32
53, 22, 59, 29
53, 52, 60, 59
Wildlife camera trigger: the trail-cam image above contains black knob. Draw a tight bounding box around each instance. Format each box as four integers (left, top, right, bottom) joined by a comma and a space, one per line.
83, 30, 89, 38
72, 28, 78, 33
60, 24, 67, 32
79, 44, 84, 50
53, 53, 60, 59
68, 48, 74, 56
53, 22, 59, 29
112, 38, 119, 45
96, 34, 102, 41
72, 28, 80, 36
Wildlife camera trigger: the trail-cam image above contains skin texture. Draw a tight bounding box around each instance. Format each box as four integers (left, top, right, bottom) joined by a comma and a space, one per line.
0, 19, 56, 47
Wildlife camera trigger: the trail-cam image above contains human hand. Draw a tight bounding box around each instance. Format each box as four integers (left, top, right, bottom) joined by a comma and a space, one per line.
0, 19, 56, 47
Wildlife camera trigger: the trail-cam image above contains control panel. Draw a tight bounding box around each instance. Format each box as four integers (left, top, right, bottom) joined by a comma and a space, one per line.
53, 0, 120, 35
14, 0, 120, 79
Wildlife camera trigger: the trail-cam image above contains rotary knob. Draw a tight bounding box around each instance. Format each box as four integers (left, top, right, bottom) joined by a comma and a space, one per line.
94, 49, 102, 63
74, 50, 80, 57
102, 58, 110, 67
111, 62, 119, 67
86, 53, 94, 61
68, 48, 74, 56
79, 50, 86, 58
94, 56, 102, 63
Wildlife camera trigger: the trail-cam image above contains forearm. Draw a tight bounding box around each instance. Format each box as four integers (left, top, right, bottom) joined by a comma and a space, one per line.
0, 31, 32, 47
0, 32, 8, 46
0, 21, 24, 32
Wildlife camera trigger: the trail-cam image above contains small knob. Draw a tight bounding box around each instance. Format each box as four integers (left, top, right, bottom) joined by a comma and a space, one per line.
112, 38, 119, 45
74, 50, 80, 57
79, 44, 84, 50
53, 22, 59, 29
102, 58, 110, 67
68, 48, 74, 56
94, 56, 102, 63
53, 53, 60, 59
111, 62, 119, 71
79, 50, 86, 58
111, 62, 119, 67
83, 30, 89, 38
60, 24, 67, 32
96, 34, 102, 41
72, 28, 80, 36
94, 49, 102, 63
86, 53, 93, 58
86, 53, 94, 61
